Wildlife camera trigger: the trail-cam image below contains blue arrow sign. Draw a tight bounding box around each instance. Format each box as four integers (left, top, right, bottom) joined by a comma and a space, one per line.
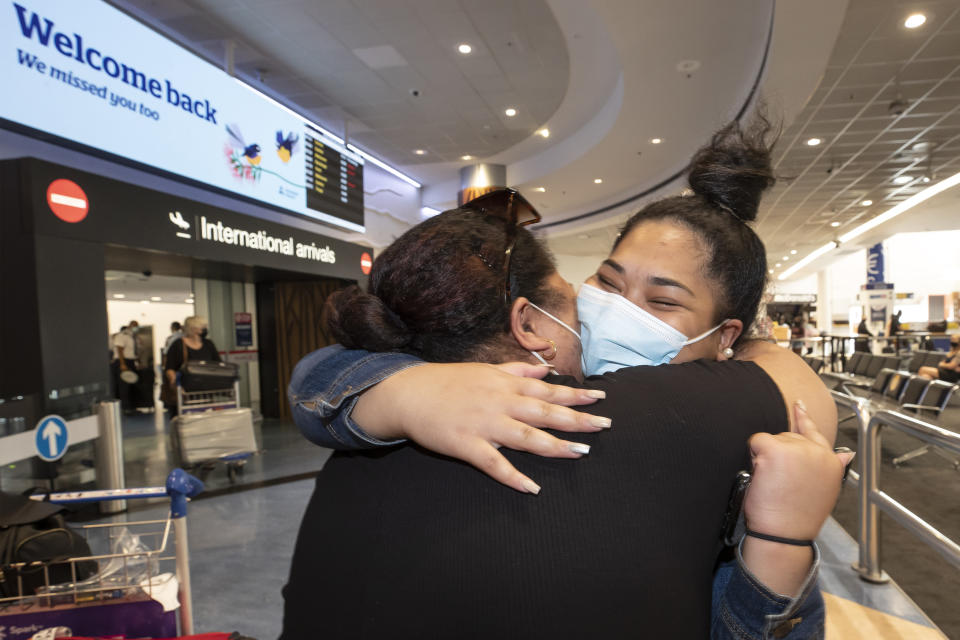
35, 415, 69, 462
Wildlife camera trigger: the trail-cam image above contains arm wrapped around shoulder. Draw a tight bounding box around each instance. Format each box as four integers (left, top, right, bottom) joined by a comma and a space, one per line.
324, 285, 412, 352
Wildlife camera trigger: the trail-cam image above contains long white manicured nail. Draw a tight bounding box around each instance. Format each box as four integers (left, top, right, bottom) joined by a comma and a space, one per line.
584, 389, 606, 399
591, 416, 612, 429
522, 478, 542, 495
568, 442, 591, 455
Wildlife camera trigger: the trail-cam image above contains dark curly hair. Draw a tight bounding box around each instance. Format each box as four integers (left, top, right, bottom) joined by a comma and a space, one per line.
324, 207, 564, 363
615, 114, 777, 345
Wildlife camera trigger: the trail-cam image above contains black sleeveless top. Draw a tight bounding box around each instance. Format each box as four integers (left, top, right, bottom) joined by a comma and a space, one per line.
281, 360, 786, 639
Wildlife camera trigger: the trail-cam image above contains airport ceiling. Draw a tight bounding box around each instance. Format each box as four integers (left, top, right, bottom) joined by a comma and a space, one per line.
110, 0, 960, 275
759, 0, 960, 281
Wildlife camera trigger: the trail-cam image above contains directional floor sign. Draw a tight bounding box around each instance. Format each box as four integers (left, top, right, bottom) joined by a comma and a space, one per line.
35, 415, 69, 462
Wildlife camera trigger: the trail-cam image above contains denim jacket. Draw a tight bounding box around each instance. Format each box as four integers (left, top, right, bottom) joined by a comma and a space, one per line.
288, 345, 825, 640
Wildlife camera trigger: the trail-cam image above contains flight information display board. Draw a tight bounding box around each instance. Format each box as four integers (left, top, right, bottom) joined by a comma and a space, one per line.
1, 0, 365, 231
305, 130, 364, 226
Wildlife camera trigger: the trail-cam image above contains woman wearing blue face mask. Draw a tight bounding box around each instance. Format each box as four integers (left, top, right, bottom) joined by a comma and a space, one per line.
282, 118, 848, 639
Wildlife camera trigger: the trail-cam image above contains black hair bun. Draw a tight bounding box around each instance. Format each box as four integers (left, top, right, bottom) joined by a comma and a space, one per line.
687, 113, 777, 223
324, 285, 412, 351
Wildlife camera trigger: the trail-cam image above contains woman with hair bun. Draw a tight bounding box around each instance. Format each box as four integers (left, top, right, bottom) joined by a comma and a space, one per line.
282, 117, 846, 639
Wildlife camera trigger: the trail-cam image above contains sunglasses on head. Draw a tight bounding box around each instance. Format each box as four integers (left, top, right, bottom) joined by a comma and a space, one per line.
464, 188, 542, 304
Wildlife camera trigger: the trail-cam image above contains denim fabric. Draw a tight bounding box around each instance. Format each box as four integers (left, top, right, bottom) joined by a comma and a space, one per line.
288, 345, 825, 637
287, 345, 424, 449
713, 540, 824, 639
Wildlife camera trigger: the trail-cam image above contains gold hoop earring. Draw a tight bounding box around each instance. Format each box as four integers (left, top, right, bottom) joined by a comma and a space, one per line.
543, 339, 558, 360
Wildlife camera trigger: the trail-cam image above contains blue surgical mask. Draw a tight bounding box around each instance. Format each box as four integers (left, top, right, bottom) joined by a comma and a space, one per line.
577, 283, 727, 376
526, 302, 580, 375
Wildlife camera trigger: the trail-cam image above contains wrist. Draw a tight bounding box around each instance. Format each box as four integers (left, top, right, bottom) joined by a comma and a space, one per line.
741, 536, 814, 598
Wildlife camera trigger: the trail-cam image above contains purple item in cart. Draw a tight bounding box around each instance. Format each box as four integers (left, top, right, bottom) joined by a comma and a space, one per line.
0, 597, 176, 639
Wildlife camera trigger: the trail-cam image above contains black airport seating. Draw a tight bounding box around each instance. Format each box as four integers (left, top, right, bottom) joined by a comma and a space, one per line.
802, 355, 824, 373
893, 383, 960, 468
906, 350, 951, 373
823, 353, 901, 391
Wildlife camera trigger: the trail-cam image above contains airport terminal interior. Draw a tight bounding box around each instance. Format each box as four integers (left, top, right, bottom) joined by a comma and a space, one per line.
1, 0, 960, 638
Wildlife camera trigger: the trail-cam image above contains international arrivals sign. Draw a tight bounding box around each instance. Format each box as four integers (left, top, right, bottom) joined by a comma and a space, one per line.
1, 1, 364, 230
19, 157, 368, 282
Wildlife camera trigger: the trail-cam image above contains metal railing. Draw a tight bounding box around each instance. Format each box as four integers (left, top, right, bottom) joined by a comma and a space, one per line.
832, 390, 960, 583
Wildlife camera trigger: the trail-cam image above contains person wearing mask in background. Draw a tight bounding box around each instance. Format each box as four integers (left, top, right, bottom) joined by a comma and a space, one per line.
113, 321, 139, 415
162, 321, 183, 357
164, 316, 220, 414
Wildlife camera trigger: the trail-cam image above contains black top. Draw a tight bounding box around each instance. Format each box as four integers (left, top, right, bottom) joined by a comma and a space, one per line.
281, 360, 787, 640
163, 338, 220, 372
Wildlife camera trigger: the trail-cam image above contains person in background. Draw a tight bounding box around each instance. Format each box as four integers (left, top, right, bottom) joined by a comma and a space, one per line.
887, 310, 903, 336
164, 316, 220, 414
162, 321, 183, 357
160, 321, 184, 412
918, 335, 960, 383
113, 321, 139, 415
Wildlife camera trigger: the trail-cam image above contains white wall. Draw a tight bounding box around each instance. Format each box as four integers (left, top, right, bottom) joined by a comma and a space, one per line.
552, 254, 604, 289
775, 229, 960, 326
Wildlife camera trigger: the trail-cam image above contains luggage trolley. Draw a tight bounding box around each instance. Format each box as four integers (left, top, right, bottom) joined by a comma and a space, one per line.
174, 368, 258, 483
0, 469, 204, 638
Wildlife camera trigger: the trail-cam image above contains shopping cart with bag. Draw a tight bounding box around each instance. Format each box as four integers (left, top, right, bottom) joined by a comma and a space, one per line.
0, 469, 203, 639
173, 361, 258, 483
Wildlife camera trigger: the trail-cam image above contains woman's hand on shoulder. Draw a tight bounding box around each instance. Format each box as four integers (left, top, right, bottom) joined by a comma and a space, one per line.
352, 362, 610, 494
745, 401, 854, 542
741, 401, 855, 596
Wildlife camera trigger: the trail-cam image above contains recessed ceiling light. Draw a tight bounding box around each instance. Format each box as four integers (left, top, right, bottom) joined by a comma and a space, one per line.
830, 221, 841, 227
504, 108, 517, 117
457, 43, 472, 54
593, 178, 603, 184
461, 155, 473, 161
921, 176, 931, 183
186, 298, 195, 304
536, 128, 550, 138
150, 296, 161, 301
650, 138, 663, 144
775, 263, 782, 268
140, 300, 150, 304
806, 137, 822, 146
413, 149, 426, 155
112, 293, 125, 299
790, 249, 797, 255
893, 175, 912, 184
768, 269, 774, 274
904, 13, 926, 28
782, 256, 789, 261
861, 199, 873, 206
534, 187, 546, 192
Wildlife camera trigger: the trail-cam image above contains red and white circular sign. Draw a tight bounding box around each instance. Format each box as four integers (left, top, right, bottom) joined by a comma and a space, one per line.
360, 252, 373, 275
46, 179, 89, 223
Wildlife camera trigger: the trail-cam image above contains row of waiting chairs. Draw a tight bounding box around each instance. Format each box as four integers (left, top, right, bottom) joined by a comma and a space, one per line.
845, 368, 959, 468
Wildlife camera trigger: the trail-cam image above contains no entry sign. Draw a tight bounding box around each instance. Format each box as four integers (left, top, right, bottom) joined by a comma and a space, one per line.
47, 179, 89, 223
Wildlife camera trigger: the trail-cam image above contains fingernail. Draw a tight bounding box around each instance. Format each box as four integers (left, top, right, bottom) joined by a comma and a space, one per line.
795, 399, 808, 414
590, 416, 612, 429
568, 442, 591, 455
834, 446, 853, 455
584, 389, 606, 399
522, 478, 541, 495
537, 364, 556, 369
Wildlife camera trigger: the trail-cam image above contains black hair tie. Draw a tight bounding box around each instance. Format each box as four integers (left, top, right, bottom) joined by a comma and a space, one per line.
744, 529, 814, 547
